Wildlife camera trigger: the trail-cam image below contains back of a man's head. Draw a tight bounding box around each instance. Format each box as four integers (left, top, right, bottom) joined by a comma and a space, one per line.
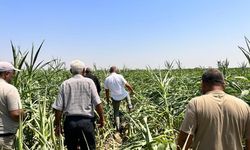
109, 66, 117, 73
70, 60, 85, 75
85, 67, 92, 74
202, 68, 224, 86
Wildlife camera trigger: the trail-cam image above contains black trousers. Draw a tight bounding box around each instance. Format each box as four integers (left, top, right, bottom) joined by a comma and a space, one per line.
64, 116, 95, 150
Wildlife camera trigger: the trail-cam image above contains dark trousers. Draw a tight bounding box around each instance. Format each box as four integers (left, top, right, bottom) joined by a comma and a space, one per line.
64, 116, 95, 150
112, 95, 132, 131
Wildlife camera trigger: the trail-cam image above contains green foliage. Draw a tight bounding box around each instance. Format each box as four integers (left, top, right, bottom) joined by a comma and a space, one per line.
239, 36, 250, 65
217, 58, 229, 76
9, 41, 250, 150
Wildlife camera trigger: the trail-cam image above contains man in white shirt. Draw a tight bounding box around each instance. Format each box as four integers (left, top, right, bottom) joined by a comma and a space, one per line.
104, 66, 134, 132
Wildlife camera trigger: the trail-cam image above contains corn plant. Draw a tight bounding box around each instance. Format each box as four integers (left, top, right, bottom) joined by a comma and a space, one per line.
8, 41, 250, 150
217, 59, 229, 76
164, 60, 174, 70
238, 36, 250, 65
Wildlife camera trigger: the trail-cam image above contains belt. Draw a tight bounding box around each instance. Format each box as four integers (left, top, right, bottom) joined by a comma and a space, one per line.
0, 133, 14, 137
65, 115, 93, 119
65, 116, 94, 121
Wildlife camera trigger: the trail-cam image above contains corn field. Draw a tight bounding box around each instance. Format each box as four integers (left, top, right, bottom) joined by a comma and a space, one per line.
8, 38, 250, 150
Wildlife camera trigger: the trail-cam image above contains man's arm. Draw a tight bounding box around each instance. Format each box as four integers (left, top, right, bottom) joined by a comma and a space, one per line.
177, 100, 197, 150
7, 87, 24, 122
246, 139, 250, 150
125, 83, 134, 94
89, 80, 105, 128
177, 131, 193, 150
105, 89, 110, 104
95, 77, 101, 95
95, 103, 104, 128
9, 109, 24, 122
54, 109, 63, 136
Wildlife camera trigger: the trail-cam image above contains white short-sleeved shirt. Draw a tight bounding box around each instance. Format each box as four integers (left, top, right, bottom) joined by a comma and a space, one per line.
52, 74, 101, 117
104, 73, 128, 101
0, 78, 22, 134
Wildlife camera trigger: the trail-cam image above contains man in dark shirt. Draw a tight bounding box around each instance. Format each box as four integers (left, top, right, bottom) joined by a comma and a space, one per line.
85, 68, 101, 95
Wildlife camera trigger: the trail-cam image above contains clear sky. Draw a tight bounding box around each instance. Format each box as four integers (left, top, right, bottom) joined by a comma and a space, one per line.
1, 0, 250, 69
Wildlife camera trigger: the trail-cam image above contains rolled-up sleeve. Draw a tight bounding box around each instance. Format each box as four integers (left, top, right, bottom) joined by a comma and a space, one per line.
90, 80, 101, 107
52, 84, 64, 111
180, 99, 197, 135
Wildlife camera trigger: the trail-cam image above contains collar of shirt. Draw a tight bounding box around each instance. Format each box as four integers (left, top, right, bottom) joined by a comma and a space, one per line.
0, 78, 6, 83
73, 74, 84, 79
206, 90, 225, 99
206, 90, 225, 95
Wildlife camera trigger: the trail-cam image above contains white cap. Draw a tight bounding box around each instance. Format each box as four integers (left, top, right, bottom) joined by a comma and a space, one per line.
70, 60, 85, 73
0, 61, 21, 72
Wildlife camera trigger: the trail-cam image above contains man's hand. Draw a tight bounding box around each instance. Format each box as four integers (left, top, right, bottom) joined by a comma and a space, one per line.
130, 90, 134, 95
55, 125, 63, 137
9, 109, 24, 122
95, 103, 105, 128
106, 98, 111, 104
246, 138, 250, 150
54, 109, 63, 137
177, 130, 193, 150
125, 83, 134, 95
98, 118, 105, 128
105, 89, 110, 104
